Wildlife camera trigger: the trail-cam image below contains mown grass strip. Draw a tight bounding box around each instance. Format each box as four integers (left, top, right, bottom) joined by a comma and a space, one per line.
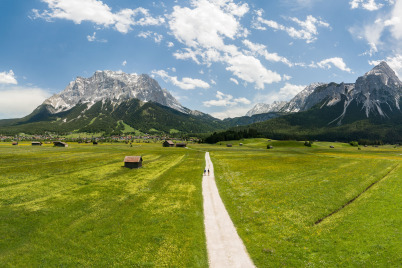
314, 163, 400, 225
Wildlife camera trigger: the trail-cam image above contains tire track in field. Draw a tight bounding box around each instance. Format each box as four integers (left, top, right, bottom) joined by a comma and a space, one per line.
202, 152, 255, 267
315, 163, 400, 225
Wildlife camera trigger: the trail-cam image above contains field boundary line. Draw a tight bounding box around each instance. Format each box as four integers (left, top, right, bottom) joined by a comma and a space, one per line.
314, 163, 400, 225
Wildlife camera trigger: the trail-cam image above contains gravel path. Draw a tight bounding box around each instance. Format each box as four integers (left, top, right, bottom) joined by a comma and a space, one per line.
202, 152, 255, 268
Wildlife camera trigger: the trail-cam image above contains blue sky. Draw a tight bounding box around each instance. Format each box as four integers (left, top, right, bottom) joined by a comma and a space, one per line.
1, 0, 401, 119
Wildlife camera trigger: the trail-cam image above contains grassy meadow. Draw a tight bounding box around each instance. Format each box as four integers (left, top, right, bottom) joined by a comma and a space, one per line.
0, 142, 207, 267
0, 139, 401, 267
210, 139, 402, 267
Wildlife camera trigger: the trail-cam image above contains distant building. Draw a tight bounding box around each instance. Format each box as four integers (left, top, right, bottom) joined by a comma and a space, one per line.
163, 140, 175, 147
12, 142, 18, 146
93, 141, 98, 145
227, 144, 232, 147
176, 143, 187, 147
239, 143, 243, 146
267, 145, 273, 149
330, 146, 335, 148
53, 141, 68, 147
32, 142, 42, 146
124, 156, 143, 169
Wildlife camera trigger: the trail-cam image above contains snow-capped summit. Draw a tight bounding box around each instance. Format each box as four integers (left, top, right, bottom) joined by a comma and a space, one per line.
246, 101, 287, 116
43, 70, 187, 113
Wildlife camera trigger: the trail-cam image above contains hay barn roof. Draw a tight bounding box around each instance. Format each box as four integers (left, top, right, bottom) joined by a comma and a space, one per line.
124, 156, 142, 163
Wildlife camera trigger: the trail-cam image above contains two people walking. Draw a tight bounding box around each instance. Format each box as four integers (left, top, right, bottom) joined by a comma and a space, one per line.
204, 168, 210, 176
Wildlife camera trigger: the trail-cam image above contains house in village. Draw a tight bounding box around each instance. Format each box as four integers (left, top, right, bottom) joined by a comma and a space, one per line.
53, 141, 68, 147
32, 141, 42, 146
93, 141, 98, 145
226, 144, 232, 147
12, 142, 18, 146
176, 143, 187, 148
163, 140, 175, 147
124, 156, 143, 169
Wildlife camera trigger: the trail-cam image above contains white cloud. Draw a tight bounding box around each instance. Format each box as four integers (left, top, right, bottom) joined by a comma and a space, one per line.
0, 86, 51, 119
242, 40, 293, 66
32, 0, 164, 34
167, 42, 174, 47
230, 78, 239, 85
0, 70, 18, 84
151, 69, 210, 90
86, 31, 107, 42
350, 0, 402, 54
210, 106, 251, 119
168, 0, 281, 89
369, 54, 402, 78
225, 54, 282, 89
254, 14, 330, 43
122, 60, 127, 66
138, 31, 164, 43
253, 83, 306, 104
311, 57, 352, 73
203, 91, 250, 107
349, 0, 384, 11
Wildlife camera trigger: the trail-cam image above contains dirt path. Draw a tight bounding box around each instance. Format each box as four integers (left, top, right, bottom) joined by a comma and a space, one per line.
202, 152, 255, 268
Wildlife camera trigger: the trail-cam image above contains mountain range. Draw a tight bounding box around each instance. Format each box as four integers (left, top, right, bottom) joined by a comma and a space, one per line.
1, 62, 401, 142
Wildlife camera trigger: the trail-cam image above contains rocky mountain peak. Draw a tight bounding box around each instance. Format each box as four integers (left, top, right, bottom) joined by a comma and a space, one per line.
246, 101, 287, 116
43, 70, 187, 114
360, 61, 401, 88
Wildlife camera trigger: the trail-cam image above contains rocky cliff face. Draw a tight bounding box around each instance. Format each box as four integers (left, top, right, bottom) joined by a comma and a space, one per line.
246, 101, 287, 116
43, 70, 187, 114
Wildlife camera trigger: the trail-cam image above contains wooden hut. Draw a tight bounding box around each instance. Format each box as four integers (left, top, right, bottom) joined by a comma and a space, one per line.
163, 140, 175, 147
124, 156, 143, 169
32, 141, 42, 146
93, 141, 98, 145
53, 141, 68, 147
239, 143, 243, 146
227, 144, 232, 147
267, 145, 273, 149
12, 142, 18, 146
330, 146, 335, 148
176, 143, 187, 148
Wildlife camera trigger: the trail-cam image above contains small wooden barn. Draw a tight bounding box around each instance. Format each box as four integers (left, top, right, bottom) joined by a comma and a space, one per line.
124, 156, 143, 169
53, 141, 68, 147
239, 143, 243, 146
163, 140, 175, 147
226, 144, 232, 147
176, 143, 187, 148
12, 142, 18, 146
93, 141, 98, 145
32, 141, 42, 146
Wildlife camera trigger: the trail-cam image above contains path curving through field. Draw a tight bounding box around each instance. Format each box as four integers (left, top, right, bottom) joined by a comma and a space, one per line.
202, 152, 255, 268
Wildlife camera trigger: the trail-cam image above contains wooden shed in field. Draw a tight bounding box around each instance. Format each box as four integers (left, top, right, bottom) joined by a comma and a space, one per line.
32, 141, 42, 146
176, 143, 187, 148
163, 140, 175, 147
124, 156, 142, 169
93, 141, 98, 145
239, 143, 243, 146
53, 141, 68, 147
227, 144, 232, 147
12, 142, 18, 146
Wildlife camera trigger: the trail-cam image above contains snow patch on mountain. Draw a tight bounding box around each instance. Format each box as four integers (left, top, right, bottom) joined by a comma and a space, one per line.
43, 70, 188, 114
246, 101, 287, 116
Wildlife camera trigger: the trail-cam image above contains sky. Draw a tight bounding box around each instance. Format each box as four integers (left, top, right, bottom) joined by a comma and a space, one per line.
1, 0, 402, 119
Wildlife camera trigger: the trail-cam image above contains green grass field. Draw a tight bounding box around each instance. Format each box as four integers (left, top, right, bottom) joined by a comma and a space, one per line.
0, 140, 401, 267
210, 139, 402, 267
0, 142, 207, 267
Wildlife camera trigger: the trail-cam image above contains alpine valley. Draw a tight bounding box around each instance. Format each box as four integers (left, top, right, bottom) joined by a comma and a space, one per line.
1, 62, 402, 142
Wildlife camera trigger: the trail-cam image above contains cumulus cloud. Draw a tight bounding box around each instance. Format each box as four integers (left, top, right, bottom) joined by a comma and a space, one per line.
86, 31, 107, 42
151, 69, 210, 90
122, 60, 127, 66
0, 86, 51, 119
369, 54, 402, 78
311, 57, 352, 72
138, 31, 163, 43
230, 78, 239, 85
253, 14, 330, 43
242, 40, 293, 66
0, 70, 18, 84
169, 0, 281, 89
350, 0, 402, 54
203, 91, 250, 107
210, 106, 251, 119
32, 0, 164, 34
349, 0, 384, 11
254, 83, 306, 104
